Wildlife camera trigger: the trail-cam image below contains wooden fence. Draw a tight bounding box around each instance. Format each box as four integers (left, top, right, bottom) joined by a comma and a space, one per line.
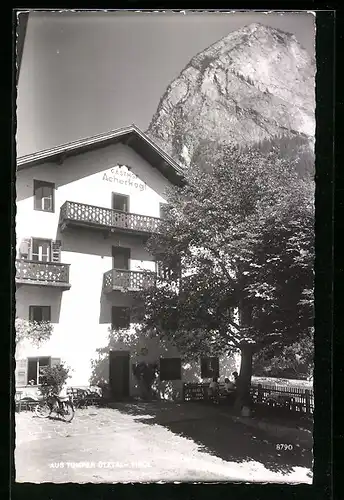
183, 382, 314, 415
251, 383, 314, 414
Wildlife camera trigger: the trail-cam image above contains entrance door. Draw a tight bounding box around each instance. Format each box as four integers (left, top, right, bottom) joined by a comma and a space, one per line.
109, 351, 130, 400
112, 246, 130, 270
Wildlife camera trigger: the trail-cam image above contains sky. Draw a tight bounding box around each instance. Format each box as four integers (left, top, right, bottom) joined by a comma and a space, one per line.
16, 11, 315, 157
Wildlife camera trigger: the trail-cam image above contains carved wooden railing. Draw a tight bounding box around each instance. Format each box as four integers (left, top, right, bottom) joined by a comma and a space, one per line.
59, 201, 161, 235
103, 269, 156, 293
16, 260, 71, 288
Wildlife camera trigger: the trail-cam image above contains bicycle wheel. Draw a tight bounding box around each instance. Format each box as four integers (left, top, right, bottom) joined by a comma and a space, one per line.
34, 402, 52, 418
61, 401, 75, 422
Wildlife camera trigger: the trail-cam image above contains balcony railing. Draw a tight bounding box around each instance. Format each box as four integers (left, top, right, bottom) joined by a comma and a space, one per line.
59, 201, 161, 236
16, 260, 71, 290
103, 269, 156, 293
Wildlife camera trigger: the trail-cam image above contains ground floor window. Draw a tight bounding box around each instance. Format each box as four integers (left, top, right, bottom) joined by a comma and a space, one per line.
201, 356, 219, 379
159, 357, 182, 381
111, 306, 131, 330
27, 357, 51, 385
29, 305, 51, 322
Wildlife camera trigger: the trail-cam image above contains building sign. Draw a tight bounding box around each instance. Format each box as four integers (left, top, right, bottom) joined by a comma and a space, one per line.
102, 165, 146, 192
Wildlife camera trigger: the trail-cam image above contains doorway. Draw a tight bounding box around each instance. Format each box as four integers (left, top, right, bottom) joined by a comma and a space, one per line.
109, 351, 130, 400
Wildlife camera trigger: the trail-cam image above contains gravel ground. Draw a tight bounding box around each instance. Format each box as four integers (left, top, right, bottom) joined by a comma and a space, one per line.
14, 402, 313, 484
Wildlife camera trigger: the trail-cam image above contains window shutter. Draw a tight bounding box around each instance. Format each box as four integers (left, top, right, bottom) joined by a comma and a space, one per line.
211, 357, 220, 378
15, 359, 28, 387
19, 238, 31, 259
200, 358, 207, 379
50, 358, 61, 367
200, 357, 219, 379
29, 306, 34, 321
159, 358, 182, 381
51, 240, 61, 263
42, 306, 51, 322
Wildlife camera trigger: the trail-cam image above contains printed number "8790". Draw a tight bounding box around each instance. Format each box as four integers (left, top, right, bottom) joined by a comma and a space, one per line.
276, 444, 293, 451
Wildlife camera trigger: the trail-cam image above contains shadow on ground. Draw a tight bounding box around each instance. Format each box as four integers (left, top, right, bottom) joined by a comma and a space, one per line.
112, 401, 313, 476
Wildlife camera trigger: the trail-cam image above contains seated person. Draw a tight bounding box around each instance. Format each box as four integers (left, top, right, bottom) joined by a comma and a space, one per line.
224, 377, 235, 393
208, 377, 219, 399
232, 371, 239, 387
223, 377, 237, 404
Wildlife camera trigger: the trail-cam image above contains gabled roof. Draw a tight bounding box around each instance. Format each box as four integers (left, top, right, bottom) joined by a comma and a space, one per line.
17, 124, 184, 186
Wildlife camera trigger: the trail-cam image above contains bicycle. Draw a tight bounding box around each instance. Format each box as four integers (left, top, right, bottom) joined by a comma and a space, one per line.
34, 394, 75, 422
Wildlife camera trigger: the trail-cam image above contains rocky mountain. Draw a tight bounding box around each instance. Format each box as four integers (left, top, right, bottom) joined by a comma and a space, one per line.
147, 22, 315, 168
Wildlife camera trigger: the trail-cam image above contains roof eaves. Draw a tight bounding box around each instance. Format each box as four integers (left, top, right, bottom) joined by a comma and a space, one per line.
17, 125, 136, 167
131, 125, 184, 175
16, 124, 185, 181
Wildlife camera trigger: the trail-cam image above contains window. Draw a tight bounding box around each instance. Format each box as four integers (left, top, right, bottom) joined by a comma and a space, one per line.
16, 357, 60, 386
18, 238, 61, 262
27, 357, 51, 385
112, 193, 129, 212
29, 306, 51, 322
112, 246, 130, 270
201, 357, 219, 379
111, 306, 131, 330
31, 238, 52, 262
159, 358, 182, 381
34, 180, 55, 212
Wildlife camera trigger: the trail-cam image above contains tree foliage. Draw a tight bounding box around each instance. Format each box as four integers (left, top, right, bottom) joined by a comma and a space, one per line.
137, 136, 314, 406
38, 363, 71, 398
15, 318, 53, 347
253, 327, 314, 380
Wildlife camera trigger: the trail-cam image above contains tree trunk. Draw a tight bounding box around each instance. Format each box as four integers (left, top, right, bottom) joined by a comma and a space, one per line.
234, 343, 254, 414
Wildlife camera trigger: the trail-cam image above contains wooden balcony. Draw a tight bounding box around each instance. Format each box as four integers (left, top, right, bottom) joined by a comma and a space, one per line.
103, 269, 156, 293
59, 201, 161, 237
16, 260, 71, 290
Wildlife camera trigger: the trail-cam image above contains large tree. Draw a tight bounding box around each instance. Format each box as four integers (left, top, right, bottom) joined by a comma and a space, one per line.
252, 330, 314, 380
137, 137, 314, 410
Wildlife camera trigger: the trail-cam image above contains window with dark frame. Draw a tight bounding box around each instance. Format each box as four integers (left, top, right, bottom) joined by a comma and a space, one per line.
33, 180, 55, 212
112, 246, 130, 270
159, 357, 182, 381
27, 357, 51, 385
29, 306, 51, 323
111, 306, 131, 330
112, 193, 129, 212
200, 356, 220, 379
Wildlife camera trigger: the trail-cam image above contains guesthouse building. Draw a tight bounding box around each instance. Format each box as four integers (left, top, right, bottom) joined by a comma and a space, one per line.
15, 125, 239, 400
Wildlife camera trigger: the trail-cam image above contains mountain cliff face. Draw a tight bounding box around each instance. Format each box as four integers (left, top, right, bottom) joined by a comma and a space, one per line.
147, 23, 315, 167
